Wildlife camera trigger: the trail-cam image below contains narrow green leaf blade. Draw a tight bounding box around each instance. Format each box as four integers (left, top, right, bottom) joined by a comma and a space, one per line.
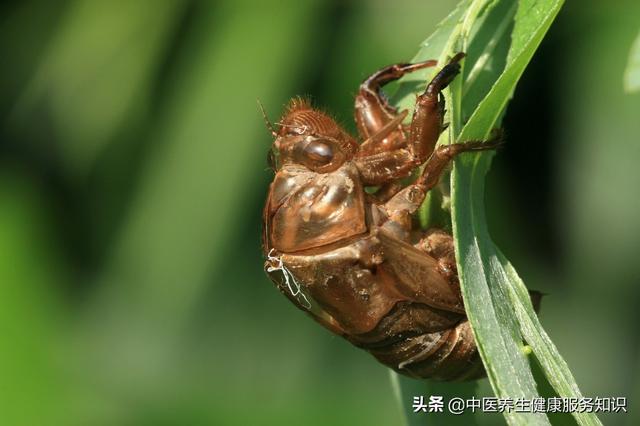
450, 0, 564, 421
497, 251, 604, 426
450, 0, 603, 425
458, 0, 565, 141
390, 1, 602, 425
452, 154, 550, 426
461, 0, 517, 121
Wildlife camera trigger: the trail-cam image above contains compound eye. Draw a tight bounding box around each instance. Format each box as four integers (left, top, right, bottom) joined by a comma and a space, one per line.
289, 136, 345, 172
303, 140, 334, 166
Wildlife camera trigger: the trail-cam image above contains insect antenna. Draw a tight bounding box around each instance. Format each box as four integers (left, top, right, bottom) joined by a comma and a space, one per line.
257, 99, 278, 137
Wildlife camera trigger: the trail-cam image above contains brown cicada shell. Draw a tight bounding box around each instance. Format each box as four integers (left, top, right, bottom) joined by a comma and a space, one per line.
262, 54, 535, 381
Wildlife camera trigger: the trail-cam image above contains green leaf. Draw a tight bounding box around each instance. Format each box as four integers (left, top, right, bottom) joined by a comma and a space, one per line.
391, 0, 604, 425
461, 0, 517, 121
457, 0, 564, 141
452, 154, 549, 426
450, 0, 602, 425
624, 29, 640, 93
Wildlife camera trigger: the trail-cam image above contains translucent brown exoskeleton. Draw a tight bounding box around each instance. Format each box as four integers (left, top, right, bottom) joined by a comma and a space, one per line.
262, 53, 535, 381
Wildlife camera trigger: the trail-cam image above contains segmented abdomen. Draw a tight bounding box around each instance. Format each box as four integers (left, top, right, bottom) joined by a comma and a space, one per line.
347, 301, 484, 381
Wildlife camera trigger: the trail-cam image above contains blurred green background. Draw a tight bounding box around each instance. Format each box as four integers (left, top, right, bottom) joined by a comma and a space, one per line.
1, 1, 639, 425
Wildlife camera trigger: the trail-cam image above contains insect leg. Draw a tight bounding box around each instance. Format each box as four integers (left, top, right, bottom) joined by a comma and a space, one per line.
357, 110, 409, 156
416, 135, 503, 191
357, 55, 471, 190
407, 52, 465, 162
414, 228, 459, 290
383, 133, 503, 218
354, 148, 418, 186
355, 60, 437, 152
